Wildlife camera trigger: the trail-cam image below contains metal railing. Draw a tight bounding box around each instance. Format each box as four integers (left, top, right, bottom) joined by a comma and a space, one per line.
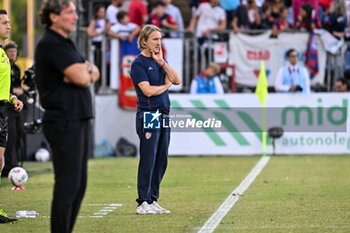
85, 28, 347, 94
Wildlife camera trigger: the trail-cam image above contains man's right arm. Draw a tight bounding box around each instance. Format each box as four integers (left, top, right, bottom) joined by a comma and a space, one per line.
131, 61, 171, 97
63, 62, 100, 88
187, 4, 201, 33
274, 68, 290, 92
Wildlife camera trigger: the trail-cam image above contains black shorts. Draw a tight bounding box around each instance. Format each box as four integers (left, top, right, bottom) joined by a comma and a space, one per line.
0, 101, 8, 148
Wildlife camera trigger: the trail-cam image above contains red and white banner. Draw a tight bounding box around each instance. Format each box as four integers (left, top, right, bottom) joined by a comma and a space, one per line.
119, 55, 137, 109
229, 31, 327, 87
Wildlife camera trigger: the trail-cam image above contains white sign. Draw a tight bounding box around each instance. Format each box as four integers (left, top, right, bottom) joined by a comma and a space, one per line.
162, 38, 184, 92
214, 42, 228, 63
168, 94, 350, 155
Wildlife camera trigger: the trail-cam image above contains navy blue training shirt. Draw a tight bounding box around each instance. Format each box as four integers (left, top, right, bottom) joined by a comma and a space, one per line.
130, 54, 170, 113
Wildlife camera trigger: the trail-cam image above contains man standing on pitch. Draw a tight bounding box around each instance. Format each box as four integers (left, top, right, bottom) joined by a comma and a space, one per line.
35, 1, 99, 232
130, 24, 180, 214
0, 9, 24, 223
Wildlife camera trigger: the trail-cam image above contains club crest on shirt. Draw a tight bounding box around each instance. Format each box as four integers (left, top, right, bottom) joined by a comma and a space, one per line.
145, 132, 152, 140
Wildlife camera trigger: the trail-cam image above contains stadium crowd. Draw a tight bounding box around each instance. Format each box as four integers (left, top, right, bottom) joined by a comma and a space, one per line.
86, 0, 350, 93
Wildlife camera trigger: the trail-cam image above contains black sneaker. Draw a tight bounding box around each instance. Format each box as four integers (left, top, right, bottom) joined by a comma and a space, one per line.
0, 209, 17, 224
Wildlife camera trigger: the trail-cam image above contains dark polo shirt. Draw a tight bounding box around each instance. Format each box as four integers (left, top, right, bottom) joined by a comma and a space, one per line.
35, 29, 93, 122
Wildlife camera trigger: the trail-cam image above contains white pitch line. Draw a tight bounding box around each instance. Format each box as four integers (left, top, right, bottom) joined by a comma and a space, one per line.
198, 156, 271, 233
105, 206, 118, 209
94, 212, 108, 215
100, 209, 114, 212
41, 204, 123, 219
91, 203, 124, 218
109, 204, 123, 207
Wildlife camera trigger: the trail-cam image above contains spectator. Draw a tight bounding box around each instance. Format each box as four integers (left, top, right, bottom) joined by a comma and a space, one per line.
87, 5, 108, 45
220, 0, 240, 29
275, 49, 311, 94
293, 0, 319, 26
128, 0, 148, 27
334, 78, 350, 92
319, 0, 332, 12
284, 0, 294, 26
3, 41, 25, 176
271, 6, 290, 37
147, 1, 178, 38
163, 0, 184, 37
321, 0, 347, 40
267, 0, 285, 20
187, 0, 226, 44
106, 0, 124, 25
190, 63, 224, 94
87, 5, 108, 91
232, 0, 261, 33
260, 2, 275, 29
108, 11, 141, 42
295, 3, 320, 32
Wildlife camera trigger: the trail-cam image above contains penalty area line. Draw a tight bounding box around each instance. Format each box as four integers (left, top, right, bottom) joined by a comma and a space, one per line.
90, 203, 123, 218
198, 156, 271, 233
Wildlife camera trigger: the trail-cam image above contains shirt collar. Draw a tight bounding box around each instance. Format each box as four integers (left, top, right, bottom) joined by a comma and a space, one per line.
289, 64, 299, 71
46, 28, 73, 43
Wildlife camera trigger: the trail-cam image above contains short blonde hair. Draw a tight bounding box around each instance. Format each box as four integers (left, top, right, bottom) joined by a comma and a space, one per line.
137, 24, 162, 51
208, 63, 221, 75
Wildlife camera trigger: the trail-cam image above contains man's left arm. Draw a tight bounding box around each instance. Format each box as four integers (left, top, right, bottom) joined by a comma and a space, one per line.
162, 61, 181, 85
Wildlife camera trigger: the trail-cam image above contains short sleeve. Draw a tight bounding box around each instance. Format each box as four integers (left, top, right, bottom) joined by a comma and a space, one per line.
129, 23, 137, 31
218, 8, 226, 21
110, 24, 119, 33
130, 61, 149, 85
195, 3, 204, 17
167, 15, 177, 25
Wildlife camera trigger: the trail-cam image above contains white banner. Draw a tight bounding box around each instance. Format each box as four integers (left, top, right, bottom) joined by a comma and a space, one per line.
94, 94, 350, 156
229, 31, 327, 87
162, 38, 183, 91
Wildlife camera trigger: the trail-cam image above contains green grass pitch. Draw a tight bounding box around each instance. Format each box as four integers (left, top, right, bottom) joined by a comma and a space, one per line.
0, 156, 349, 233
